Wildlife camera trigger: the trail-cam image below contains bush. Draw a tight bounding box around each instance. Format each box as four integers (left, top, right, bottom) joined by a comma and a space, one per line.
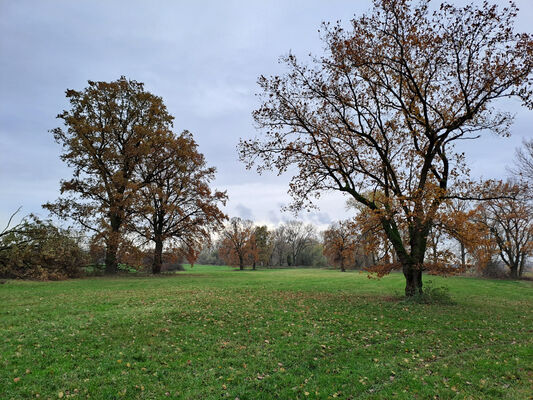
0, 216, 87, 280
482, 260, 509, 279
162, 263, 184, 272
403, 280, 455, 305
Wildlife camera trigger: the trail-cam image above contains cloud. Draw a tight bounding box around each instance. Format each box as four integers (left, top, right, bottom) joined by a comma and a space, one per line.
235, 203, 254, 220
309, 212, 332, 226
267, 210, 280, 224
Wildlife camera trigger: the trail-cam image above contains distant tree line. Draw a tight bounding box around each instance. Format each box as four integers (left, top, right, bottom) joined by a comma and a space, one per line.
198, 218, 328, 269
196, 181, 532, 279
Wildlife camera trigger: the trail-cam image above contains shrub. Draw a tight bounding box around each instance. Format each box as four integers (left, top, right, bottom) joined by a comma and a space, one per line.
482, 260, 509, 279
162, 263, 184, 272
0, 216, 87, 280
403, 280, 455, 305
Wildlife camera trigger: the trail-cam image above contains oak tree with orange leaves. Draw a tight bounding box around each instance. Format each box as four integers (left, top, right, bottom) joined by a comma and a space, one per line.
128, 131, 227, 274
253, 225, 273, 268
219, 217, 256, 270
44, 77, 174, 273
239, 0, 533, 296
323, 220, 359, 272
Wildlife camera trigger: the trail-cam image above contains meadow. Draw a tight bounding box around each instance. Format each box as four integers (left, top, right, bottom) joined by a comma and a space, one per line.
1, 266, 531, 399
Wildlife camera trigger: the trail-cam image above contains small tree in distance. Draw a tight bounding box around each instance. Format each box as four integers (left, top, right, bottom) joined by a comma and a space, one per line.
323, 220, 358, 272
254, 225, 273, 268
219, 217, 256, 270
284, 220, 316, 266
239, 0, 533, 296
477, 182, 532, 278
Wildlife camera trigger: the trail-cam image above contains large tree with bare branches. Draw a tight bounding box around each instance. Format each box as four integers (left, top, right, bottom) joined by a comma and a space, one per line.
239, 0, 533, 295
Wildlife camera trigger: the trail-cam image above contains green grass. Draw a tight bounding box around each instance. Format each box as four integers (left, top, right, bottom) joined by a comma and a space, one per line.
1, 266, 532, 399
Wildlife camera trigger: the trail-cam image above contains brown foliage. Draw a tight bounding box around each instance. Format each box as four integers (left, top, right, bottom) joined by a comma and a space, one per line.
0, 216, 87, 280
218, 218, 256, 270
44, 77, 175, 274
127, 130, 227, 273
323, 220, 359, 271
239, 0, 533, 295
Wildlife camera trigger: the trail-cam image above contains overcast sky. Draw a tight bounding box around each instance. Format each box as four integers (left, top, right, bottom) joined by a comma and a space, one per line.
1, 0, 532, 229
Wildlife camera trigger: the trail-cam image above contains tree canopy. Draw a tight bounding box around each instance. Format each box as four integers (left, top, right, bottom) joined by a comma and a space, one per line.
128, 130, 227, 273
239, 0, 533, 295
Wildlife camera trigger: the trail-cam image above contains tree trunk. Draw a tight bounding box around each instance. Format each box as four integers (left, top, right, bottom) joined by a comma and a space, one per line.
105, 215, 122, 274
105, 237, 119, 274
239, 254, 244, 270
152, 236, 163, 274
403, 265, 423, 296
252, 260, 256, 270
460, 241, 466, 269
340, 257, 345, 272
509, 263, 518, 279
379, 216, 428, 297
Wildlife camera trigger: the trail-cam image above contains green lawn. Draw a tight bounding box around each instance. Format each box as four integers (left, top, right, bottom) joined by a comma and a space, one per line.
1, 266, 532, 399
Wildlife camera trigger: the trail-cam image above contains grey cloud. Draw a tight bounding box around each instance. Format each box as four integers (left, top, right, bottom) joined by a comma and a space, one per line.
235, 203, 254, 220
267, 210, 280, 224
310, 212, 332, 226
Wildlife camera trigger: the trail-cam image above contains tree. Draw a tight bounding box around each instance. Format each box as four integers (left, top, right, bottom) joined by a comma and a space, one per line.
512, 139, 533, 189
323, 220, 358, 272
239, 0, 533, 296
477, 183, 532, 278
253, 225, 272, 268
219, 217, 255, 270
284, 220, 316, 266
271, 225, 289, 266
44, 77, 174, 273
128, 131, 227, 274
0, 207, 23, 251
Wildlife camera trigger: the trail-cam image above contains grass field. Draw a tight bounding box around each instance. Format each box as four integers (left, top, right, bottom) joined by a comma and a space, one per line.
1, 266, 532, 399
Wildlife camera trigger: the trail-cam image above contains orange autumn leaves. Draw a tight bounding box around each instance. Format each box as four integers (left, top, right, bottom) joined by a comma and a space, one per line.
218, 218, 259, 270
239, 0, 533, 294
45, 77, 227, 273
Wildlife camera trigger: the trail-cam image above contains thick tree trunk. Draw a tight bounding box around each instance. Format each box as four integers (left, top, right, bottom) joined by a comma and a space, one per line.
340, 258, 345, 272
379, 216, 429, 297
152, 236, 163, 274
105, 238, 119, 274
403, 265, 423, 296
252, 261, 256, 270
105, 215, 122, 274
509, 263, 518, 279
239, 254, 244, 270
